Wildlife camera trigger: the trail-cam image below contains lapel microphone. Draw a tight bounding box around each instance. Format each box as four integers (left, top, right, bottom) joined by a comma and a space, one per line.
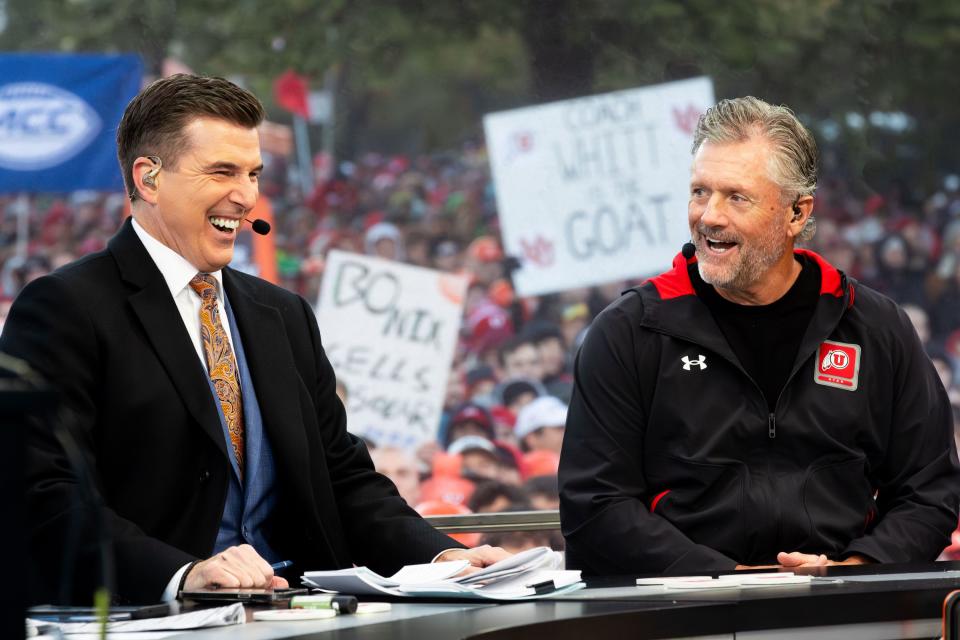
681, 242, 696, 259
245, 218, 272, 235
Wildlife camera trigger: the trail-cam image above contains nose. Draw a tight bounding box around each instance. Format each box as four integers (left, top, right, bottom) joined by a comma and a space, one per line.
229, 178, 259, 212
697, 193, 728, 230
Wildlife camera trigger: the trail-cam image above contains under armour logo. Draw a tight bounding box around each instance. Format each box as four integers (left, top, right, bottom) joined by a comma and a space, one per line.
681, 354, 707, 371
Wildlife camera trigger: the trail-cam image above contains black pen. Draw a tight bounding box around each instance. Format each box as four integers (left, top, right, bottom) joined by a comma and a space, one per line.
130, 602, 180, 619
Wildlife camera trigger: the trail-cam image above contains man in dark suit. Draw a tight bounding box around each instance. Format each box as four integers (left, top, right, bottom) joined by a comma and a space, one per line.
1, 74, 505, 604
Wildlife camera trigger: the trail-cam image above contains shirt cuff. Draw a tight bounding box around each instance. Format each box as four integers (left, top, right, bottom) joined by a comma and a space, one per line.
162, 562, 194, 602
431, 548, 462, 563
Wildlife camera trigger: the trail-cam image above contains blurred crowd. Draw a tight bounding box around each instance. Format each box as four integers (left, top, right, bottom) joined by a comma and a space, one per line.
3, 145, 960, 555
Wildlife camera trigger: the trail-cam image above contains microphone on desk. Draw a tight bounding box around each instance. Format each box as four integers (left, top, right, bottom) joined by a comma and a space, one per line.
681, 241, 696, 260
246, 218, 272, 235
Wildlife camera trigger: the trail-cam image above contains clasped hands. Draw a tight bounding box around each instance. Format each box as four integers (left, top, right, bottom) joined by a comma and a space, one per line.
183, 543, 511, 591
736, 551, 869, 571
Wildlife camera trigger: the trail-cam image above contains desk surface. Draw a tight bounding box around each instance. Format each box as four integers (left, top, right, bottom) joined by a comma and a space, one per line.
171, 562, 960, 639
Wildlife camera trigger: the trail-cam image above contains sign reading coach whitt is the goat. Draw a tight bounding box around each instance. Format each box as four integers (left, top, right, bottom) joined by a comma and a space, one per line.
317, 250, 468, 449
484, 76, 715, 296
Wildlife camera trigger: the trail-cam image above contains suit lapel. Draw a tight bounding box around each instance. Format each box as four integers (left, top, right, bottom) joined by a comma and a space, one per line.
110, 219, 228, 461
222, 271, 311, 487
224, 270, 340, 566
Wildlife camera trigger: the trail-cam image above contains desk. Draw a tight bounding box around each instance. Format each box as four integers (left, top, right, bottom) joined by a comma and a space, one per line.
171, 562, 960, 639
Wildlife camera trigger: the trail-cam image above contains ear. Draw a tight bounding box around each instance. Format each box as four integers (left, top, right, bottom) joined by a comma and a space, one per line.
131, 156, 161, 204
786, 194, 814, 239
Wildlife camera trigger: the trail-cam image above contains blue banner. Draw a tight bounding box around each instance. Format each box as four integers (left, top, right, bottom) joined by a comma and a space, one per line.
0, 53, 142, 193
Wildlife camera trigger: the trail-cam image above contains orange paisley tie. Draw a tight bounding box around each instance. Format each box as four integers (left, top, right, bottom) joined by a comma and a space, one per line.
189, 274, 244, 479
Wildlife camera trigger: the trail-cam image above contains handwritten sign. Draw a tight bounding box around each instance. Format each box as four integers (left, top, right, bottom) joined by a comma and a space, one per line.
484, 77, 715, 295
317, 250, 467, 449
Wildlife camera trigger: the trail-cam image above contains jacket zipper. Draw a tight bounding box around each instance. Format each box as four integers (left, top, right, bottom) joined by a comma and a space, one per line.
768, 413, 776, 439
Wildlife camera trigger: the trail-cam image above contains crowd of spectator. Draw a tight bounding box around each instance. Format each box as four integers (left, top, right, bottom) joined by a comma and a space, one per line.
3, 144, 960, 555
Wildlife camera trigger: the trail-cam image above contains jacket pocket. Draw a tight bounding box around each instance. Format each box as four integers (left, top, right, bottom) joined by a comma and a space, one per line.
647, 455, 745, 559
801, 457, 872, 553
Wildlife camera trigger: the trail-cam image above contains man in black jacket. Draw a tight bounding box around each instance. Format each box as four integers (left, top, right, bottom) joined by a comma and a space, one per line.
559, 96, 959, 575
1, 74, 504, 604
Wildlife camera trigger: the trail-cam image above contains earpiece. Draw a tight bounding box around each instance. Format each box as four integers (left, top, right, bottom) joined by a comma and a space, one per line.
791, 198, 802, 221
142, 156, 162, 187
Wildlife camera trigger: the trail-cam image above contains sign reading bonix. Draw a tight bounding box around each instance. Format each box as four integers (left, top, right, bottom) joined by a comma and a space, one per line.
317, 250, 467, 449
484, 77, 715, 296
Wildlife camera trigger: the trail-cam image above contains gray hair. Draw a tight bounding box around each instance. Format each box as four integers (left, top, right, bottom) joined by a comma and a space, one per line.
692, 96, 819, 242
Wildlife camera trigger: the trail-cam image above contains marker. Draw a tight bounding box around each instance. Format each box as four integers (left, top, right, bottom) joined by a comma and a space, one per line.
270, 560, 294, 571
290, 594, 359, 614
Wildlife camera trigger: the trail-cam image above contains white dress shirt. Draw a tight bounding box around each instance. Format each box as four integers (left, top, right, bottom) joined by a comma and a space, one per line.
131, 218, 236, 373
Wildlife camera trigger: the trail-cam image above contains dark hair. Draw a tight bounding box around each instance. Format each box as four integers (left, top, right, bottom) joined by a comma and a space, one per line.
117, 74, 265, 201
523, 474, 559, 498
467, 481, 531, 513
520, 320, 565, 346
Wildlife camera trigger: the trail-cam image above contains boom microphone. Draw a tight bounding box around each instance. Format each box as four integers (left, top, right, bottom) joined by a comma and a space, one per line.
248, 218, 271, 235
681, 242, 696, 260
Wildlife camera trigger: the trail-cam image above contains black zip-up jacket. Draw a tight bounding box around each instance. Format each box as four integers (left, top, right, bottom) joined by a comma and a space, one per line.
559, 249, 959, 576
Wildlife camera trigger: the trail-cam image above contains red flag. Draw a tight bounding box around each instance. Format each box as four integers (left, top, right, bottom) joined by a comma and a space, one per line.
273, 70, 310, 119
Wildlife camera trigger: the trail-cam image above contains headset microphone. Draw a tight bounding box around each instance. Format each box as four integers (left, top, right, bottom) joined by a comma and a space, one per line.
681, 242, 696, 260
248, 219, 271, 235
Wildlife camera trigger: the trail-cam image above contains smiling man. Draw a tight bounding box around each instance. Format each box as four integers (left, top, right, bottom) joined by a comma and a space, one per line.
559, 96, 960, 576
1, 74, 505, 605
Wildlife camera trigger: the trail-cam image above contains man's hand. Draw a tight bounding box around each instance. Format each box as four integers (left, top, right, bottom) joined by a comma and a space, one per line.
183, 544, 289, 591
777, 551, 870, 568
434, 545, 512, 575
737, 552, 871, 570
776, 551, 830, 568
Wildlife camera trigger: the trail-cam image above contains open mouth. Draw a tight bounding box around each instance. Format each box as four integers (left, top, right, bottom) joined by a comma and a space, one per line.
209, 216, 240, 234
706, 237, 738, 253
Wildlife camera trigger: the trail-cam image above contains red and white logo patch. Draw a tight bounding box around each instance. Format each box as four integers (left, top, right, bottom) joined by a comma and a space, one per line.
814, 340, 861, 391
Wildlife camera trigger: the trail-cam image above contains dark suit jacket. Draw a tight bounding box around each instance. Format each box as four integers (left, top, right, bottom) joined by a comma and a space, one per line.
1, 219, 459, 604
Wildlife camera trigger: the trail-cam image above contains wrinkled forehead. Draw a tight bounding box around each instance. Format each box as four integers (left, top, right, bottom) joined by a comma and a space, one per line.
173, 117, 262, 168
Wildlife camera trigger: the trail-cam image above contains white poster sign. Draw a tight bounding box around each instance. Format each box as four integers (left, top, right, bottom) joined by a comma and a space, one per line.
484, 77, 715, 296
317, 250, 467, 449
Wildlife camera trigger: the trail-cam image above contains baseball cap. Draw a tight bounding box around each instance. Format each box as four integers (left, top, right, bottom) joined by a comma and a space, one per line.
447, 435, 498, 457
515, 395, 568, 440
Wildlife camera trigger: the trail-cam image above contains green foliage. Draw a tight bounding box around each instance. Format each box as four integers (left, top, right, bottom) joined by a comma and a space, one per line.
2, 0, 959, 187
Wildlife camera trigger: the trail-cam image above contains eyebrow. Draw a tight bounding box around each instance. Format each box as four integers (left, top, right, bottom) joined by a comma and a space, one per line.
203, 161, 264, 173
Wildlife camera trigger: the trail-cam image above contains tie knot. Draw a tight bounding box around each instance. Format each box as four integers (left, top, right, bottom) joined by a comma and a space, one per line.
189, 273, 218, 300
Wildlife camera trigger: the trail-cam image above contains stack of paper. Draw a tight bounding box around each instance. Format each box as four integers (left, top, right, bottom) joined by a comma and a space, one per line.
29, 603, 245, 636
302, 546, 583, 600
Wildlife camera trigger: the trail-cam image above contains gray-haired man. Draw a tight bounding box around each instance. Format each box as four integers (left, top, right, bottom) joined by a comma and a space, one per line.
559, 96, 959, 575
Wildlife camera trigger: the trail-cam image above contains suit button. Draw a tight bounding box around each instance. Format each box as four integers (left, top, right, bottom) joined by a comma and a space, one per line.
200, 470, 211, 482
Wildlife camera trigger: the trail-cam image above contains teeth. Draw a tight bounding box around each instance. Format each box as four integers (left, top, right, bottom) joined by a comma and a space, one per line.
209, 217, 239, 230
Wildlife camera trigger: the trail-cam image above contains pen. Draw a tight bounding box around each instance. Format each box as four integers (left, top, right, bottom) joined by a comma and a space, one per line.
130, 602, 180, 620
270, 560, 294, 571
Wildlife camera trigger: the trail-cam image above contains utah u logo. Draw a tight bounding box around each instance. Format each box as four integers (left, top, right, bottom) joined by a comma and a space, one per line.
681, 354, 707, 371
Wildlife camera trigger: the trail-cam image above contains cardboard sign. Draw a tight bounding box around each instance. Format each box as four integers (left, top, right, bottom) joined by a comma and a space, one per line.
484, 77, 715, 295
317, 250, 467, 448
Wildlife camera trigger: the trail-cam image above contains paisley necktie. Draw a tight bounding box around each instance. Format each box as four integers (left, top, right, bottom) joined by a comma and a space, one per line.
189, 274, 245, 479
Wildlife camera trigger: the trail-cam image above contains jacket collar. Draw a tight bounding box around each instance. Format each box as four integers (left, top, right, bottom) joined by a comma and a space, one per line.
109, 218, 230, 461
636, 248, 854, 374
643, 248, 848, 303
